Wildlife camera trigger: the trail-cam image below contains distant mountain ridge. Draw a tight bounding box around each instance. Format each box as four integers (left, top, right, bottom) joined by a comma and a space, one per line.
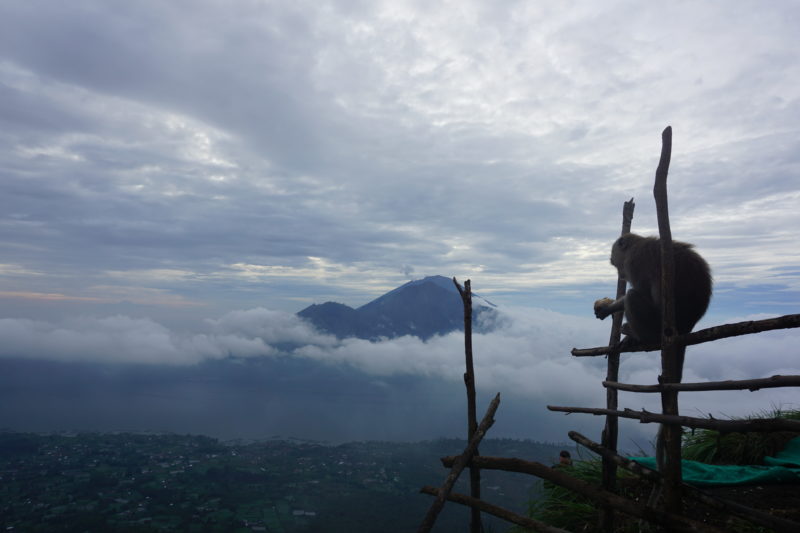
298, 275, 498, 340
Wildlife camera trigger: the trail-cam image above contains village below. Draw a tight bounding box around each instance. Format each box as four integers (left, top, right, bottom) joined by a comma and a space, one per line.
0, 431, 567, 532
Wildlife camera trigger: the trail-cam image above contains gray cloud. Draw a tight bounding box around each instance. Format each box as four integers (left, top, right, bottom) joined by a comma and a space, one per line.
1, 306, 795, 434
0, 315, 225, 365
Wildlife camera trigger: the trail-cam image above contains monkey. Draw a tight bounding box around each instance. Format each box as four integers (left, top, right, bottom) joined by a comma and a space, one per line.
594, 233, 712, 482
594, 233, 712, 380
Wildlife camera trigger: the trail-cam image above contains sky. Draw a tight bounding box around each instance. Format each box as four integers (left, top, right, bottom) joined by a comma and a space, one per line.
0, 1, 799, 443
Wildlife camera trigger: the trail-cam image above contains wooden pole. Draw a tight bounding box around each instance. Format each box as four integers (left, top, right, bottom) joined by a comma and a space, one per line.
599, 198, 635, 532
652, 125, 682, 513
453, 277, 482, 533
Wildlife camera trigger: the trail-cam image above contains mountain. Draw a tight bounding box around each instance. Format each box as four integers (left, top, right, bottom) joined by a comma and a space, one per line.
298, 275, 498, 340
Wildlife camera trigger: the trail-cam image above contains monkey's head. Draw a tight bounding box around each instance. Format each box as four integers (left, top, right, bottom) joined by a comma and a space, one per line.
609, 233, 644, 280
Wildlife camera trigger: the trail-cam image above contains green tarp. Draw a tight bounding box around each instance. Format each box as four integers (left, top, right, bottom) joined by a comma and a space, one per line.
630, 437, 800, 487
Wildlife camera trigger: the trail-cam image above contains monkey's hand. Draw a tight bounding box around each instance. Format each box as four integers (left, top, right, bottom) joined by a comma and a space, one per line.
593, 298, 616, 320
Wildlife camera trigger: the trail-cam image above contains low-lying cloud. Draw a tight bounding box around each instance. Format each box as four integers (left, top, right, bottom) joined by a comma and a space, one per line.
1, 307, 797, 427
0, 315, 225, 365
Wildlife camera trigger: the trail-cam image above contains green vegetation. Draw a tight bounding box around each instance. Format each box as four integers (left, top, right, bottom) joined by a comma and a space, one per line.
517, 409, 800, 532
0, 432, 567, 532
526, 458, 602, 531
683, 408, 800, 465
515, 457, 641, 533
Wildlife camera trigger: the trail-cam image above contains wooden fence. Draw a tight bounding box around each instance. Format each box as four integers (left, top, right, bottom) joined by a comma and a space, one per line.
417, 127, 800, 532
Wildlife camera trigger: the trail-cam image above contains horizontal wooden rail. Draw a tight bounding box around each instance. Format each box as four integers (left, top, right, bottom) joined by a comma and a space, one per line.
572, 313, 800, 357
547, 406, 800, 432
604, 374, 800, 393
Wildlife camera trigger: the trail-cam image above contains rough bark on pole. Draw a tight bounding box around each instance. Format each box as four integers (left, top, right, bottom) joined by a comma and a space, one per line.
653, 125, 682, 513
417, 393, 500, 533
571, 313, 800, 357
569, 431, 800, 533
604, 374, 800, 393
600, 197, 635, 532
453, 277, 481, 533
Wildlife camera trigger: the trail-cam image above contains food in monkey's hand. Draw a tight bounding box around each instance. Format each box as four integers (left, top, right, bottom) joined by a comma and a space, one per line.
594, 297, 616, 319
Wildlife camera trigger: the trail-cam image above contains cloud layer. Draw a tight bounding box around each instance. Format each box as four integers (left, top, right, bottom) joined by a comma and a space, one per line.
1, 306, 796, 431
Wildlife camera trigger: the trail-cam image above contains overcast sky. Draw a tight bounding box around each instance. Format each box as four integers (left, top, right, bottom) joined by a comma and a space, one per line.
1, 1, 798, 439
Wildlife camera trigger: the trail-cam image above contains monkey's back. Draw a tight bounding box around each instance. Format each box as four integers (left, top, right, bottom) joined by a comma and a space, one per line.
624, 236, 712, 334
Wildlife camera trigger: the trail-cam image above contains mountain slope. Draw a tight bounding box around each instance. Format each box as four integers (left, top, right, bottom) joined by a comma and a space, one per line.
298, 275, 497, 340
296, 301, 362, 338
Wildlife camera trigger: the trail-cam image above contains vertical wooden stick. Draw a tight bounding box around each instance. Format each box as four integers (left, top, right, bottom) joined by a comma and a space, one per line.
653, 125, 683, 513
454, 278, 482, 533
599, 198, 635, 532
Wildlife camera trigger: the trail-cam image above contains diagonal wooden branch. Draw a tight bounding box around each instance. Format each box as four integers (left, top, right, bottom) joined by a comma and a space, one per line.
417, 393, 500, 533
571, 313, 800, 357
547, 405, 800, 432
419, 485, 571, 533
439, 455, 725, 532
604, 374, 800, 393
569, 431, 660, 482
568, 431, 800, 533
